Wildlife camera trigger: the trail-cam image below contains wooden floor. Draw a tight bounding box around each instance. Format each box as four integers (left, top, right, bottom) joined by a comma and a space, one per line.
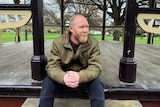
0, 40, 160, 89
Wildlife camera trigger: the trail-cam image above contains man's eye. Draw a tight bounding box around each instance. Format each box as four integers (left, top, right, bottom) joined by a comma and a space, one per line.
80, 26, 88, 28
80, 26, 84, 28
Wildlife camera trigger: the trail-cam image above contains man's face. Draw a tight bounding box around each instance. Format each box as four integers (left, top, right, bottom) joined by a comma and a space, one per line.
69, 16, 89, 43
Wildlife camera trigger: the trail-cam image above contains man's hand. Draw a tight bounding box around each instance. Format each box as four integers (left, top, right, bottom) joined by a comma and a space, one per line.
63, 71, 80, 88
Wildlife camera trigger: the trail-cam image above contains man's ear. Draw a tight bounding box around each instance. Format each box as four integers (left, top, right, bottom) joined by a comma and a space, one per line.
69, 25, 73, 32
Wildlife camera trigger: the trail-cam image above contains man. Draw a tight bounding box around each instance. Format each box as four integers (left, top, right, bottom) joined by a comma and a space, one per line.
39, 14, 105, 107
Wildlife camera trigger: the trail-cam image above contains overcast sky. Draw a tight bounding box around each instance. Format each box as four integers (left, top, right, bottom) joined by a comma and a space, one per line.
0, 0, 30, 4
0, 0, 14, 4
0, 0, 51, 4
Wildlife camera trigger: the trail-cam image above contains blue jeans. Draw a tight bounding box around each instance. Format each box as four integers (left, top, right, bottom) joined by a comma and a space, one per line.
39, 76, 105, 107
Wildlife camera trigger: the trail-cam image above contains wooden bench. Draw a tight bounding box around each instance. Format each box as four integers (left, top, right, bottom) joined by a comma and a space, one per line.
0, 82, 160, 100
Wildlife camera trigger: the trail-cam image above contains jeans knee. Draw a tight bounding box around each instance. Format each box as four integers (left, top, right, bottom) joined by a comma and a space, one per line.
91, 78, 104, 89
42, 76, 55, 87
88, 78, 105, 99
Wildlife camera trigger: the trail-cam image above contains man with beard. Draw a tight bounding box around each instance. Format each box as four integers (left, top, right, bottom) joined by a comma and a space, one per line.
39, 14, 105, 107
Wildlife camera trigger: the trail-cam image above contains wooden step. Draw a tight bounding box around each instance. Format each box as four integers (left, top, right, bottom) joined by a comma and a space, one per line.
22, 98, 143, 107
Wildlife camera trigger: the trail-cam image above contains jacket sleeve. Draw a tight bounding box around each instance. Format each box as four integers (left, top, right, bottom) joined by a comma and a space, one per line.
46, 42, 65, 84
78, 41, 102, 83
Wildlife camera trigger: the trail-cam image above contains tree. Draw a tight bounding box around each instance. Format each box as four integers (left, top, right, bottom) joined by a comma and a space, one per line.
44, 0, 103, 34
91, 0, 126, 41
43, 1, 61, 25
43, 0, 72, 34
13, 0, 30, 4
66, 0, 103, 26
87, 0, 107, 40
13, 0, 20, 4
107, 0, 126, 41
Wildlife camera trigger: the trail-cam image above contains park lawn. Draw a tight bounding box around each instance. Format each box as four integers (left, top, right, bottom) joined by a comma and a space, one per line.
1, 32, 59, 43
1, 32, 160, 45
135, 37, 160, 45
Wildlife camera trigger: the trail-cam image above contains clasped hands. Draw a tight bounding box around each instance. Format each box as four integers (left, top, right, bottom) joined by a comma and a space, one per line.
63, 71, 80, 88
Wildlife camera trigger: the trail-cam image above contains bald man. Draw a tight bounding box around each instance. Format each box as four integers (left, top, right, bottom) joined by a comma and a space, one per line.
39, 14, 105, 107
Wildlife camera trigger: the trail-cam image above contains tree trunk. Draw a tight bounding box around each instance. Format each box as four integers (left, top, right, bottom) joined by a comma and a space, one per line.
113, 30, 120, 41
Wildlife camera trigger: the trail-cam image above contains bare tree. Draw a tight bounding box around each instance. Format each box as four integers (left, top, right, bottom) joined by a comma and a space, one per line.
43, 0, 72, 34
44, 0, 103, 33
43, 2, 61, 25
13, 0, 30, 4
13, 0, 20, 4
66, 0, 103, 26
90, 0, 125, 41
107, 0, 126, 41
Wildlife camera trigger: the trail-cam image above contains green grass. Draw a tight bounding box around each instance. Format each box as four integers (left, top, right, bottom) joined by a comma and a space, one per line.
92, 35, 113, 40
135, 37, 160, 45
1, 32, 59, 43
1, 32, 160, 45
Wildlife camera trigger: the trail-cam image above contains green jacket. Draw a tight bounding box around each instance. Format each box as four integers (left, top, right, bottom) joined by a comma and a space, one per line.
46, 34, 102, 84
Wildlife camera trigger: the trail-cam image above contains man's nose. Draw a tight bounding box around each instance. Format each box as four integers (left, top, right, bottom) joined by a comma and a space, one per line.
83, 27, 89, 32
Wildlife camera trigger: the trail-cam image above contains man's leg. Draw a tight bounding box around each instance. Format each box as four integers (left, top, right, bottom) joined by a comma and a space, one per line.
85, 78, 105, 107
39, 76, 57, 107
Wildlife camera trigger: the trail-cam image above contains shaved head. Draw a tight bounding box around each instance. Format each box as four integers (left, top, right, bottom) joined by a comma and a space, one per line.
70, 14, 88, 26
69, 14, 89, 44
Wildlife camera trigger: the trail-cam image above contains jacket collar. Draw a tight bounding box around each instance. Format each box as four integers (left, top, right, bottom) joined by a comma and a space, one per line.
63, 34, 72, 49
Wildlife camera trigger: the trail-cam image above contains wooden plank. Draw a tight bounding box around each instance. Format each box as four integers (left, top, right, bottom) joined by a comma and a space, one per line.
0, 40, 160, 99
0, 40, 160, 86
0, 82, 160, 100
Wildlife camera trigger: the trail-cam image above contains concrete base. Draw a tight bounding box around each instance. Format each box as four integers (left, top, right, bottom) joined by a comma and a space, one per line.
22, 98, 143, 107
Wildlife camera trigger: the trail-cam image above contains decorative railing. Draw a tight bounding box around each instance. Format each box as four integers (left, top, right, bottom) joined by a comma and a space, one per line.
0, 4, 31, 43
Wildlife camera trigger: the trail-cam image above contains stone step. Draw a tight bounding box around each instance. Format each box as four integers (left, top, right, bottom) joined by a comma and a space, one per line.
22, 98, 143, 107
